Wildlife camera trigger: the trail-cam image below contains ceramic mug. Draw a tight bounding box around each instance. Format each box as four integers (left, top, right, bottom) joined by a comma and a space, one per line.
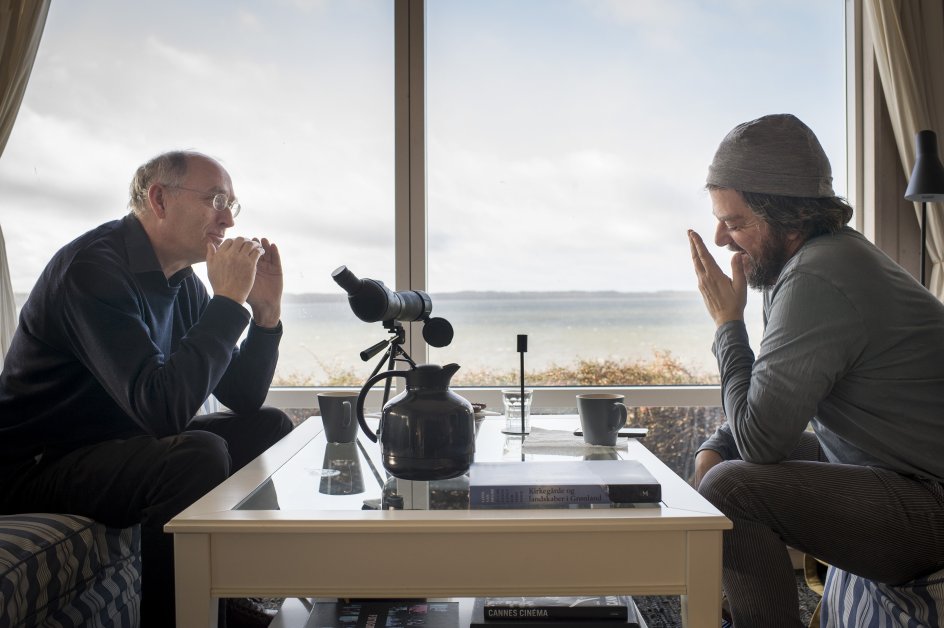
576, 393, 628, 446
317, 392, 359, 443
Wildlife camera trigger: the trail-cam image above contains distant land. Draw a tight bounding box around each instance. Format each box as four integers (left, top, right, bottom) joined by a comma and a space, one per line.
13, 289, 702, 308
285, 289, 699, 303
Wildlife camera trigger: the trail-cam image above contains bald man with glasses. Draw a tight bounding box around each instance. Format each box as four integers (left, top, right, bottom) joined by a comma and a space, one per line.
0, 150, 293, 628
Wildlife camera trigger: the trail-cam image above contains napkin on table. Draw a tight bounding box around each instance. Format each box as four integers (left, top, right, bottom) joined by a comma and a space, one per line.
519, 426, 624, 456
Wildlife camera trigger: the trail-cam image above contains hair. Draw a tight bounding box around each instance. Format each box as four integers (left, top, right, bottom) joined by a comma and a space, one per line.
127, 151, 193, 215
706, 184, 854, 240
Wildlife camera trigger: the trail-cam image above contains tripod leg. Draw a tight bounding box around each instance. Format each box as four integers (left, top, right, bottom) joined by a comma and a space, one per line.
382, 343, 398, 406
367, 345, 394, 381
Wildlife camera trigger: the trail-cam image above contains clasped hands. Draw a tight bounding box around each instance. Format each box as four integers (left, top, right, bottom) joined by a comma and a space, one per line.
687, 229, 747, 328
206, 237, 283, 328
204, 229, 745, 332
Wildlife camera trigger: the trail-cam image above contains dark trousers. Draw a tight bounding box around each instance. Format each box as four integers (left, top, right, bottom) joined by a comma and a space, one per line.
0, 407, 293, 628
698, 432, 944, 628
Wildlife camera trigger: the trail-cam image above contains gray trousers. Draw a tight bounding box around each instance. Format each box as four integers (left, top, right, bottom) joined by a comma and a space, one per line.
697, 432, 944, 627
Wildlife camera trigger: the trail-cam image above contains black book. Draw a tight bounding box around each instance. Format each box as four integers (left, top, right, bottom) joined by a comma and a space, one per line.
308, 599, 458, 627
469, 460, 661, 509
469, 597, 642, 628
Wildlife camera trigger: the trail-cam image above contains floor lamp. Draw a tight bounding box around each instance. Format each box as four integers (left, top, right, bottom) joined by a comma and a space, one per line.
904, 130, 944, 287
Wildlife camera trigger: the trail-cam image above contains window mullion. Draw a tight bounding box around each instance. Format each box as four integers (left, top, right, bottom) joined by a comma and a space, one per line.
394, 0, 429, 365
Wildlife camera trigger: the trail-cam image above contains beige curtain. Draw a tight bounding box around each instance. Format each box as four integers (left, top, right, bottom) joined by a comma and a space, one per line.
0, 225, 15, 359
1, 0, 50, 155
0, 0, 51, 360
866, 0, 944, 299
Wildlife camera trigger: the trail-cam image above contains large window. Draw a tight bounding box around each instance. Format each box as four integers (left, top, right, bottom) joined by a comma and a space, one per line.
426, 0, 847, 388
1, 0, 396, 387
1, 1, 846, 401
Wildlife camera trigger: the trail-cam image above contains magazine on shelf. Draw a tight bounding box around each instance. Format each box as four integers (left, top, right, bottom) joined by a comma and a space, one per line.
469, 459, 661, 509
469, 596, 643, 627
308, 599, 458, 627
483, 595, 631, 621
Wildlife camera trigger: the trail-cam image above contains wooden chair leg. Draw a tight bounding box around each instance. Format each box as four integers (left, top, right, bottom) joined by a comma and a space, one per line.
803, 553, 829, 628
808, 599, 822, 628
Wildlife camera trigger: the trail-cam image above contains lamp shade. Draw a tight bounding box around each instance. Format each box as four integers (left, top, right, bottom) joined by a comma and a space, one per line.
905, 130, 944, 202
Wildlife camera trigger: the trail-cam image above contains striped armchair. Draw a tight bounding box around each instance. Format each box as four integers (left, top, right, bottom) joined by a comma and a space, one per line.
820, 564, 944, 627
0, 514, 140, 628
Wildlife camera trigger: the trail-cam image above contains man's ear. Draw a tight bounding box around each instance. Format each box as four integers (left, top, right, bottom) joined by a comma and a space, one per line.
147, 184, 168, 219
785, 230, 806, 255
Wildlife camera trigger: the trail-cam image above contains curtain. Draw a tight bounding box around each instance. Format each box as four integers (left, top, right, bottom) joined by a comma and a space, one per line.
0, 0, 51, 360
0, 225, 15, 359
865, 0, 944, 299
0, 0, 50, 155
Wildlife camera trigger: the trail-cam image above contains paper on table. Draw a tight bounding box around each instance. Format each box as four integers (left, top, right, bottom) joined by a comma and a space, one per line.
520, 426, 624, 455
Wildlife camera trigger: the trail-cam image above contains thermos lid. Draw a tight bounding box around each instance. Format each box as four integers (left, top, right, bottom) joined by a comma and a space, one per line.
407, 363, 460, 388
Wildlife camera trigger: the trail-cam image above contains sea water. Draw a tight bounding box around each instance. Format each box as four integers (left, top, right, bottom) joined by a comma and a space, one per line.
275, 291, 765, 385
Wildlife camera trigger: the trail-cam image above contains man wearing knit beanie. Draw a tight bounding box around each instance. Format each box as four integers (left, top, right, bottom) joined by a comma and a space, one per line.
687, 114, 944, 627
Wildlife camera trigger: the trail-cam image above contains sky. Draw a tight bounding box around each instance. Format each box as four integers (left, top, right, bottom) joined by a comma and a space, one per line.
0, 0, 847, 296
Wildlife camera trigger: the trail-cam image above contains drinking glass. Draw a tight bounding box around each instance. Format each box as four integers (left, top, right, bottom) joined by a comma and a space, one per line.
501, 388, 533, 434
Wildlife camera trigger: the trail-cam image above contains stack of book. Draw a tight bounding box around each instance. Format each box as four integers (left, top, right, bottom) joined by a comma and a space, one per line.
470, 596, 644, 628
469, 459, 661, 509
310, 599, 458, 627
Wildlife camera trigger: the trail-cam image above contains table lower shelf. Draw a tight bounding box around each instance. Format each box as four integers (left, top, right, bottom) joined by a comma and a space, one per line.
270, 596, 650, 628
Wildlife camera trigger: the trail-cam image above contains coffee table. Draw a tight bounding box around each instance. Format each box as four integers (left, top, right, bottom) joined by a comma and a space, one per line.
166, 416, 731, 627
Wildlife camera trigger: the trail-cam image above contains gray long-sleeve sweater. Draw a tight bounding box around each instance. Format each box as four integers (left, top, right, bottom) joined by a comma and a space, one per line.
700, 227, 944, 482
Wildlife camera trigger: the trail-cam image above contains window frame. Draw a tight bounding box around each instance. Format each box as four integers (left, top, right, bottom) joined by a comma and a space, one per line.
266, 0, 860, 412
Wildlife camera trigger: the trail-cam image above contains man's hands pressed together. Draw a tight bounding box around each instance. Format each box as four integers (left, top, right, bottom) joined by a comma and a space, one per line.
206, 236, 282, 328
246, 237, 282, 328
688, 229, 748, 328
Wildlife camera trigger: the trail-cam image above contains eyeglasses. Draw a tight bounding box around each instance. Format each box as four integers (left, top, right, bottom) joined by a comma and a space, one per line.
165, 185, 241, 217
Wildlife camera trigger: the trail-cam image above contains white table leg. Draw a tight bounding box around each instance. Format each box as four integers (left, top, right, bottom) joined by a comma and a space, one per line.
174, 533, 218, 628
681, 530, 724, 628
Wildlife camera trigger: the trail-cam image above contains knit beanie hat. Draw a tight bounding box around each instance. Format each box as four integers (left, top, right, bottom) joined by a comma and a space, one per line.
707, 114, 834, 198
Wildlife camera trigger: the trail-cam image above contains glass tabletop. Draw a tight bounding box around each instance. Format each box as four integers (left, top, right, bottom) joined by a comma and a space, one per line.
235, 416, 636, 512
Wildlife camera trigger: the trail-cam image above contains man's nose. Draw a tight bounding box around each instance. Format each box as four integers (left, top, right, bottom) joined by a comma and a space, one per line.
714, 222, 731, 247
219, 208, 235, 228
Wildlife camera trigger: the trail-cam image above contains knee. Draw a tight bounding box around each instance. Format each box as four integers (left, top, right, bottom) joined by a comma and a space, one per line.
259, 406, 293, 441
169, 430, 231, 486
146, 431, 231, 517
697, 460, 745, 512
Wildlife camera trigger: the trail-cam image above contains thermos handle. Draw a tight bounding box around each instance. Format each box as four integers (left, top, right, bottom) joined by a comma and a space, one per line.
356, 370, 407, 442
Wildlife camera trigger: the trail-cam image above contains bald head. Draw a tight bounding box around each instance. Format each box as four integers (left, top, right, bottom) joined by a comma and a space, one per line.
128, 151, 221, 216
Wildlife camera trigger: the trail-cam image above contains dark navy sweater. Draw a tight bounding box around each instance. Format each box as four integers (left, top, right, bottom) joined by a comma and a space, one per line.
0, 215, 281, 462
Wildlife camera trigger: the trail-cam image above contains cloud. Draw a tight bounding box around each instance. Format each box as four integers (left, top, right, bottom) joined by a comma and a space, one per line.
276, 0, 331, 12
1, 105, 144, 291
236, 8, 263, 31
1, 0, 845, 297
583, 0, 715, 52
143, 36, 218, 77
422, 135, 718, 292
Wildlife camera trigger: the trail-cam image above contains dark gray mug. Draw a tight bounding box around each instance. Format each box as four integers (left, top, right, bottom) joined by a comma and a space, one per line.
577, 393, 628, 446
317, 392, 359, 443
